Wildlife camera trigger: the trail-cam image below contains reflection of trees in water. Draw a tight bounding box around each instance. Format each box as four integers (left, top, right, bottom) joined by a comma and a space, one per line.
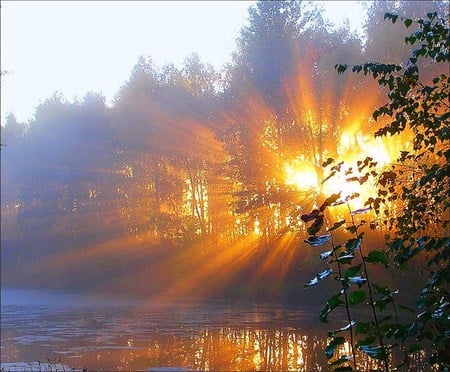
2, 324, 435, 371
139, 327, 430, 371
101, 327, 327, 370
184, 327, 327, 371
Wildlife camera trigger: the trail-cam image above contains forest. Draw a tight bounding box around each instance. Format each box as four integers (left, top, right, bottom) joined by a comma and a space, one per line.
1, 0, 448, 309
2, 0, 449, 369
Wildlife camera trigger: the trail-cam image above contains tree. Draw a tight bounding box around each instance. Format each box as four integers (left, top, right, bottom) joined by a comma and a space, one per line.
349, 12, 449, 366
303, 10, 449, 369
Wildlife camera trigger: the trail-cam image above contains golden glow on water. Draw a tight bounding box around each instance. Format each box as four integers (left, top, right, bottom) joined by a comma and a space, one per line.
3, 304, 402, 371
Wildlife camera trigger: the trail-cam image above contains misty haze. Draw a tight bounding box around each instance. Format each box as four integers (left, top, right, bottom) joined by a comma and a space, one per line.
1, 1, 449, 371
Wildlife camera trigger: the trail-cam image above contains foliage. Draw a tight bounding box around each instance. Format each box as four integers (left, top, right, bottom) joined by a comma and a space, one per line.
304, 10, 449, 370
1, 4, 448, 368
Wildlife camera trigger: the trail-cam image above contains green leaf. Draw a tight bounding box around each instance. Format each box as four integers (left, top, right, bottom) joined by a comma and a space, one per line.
355, 321, 374, 335
408, 343, 423, 352
365, 250, 388, 267
320, 293, 344, 323
329, 321, 357, 337
325, 336, 346, 359
404, 18, 412, 27
349, 290, 366, 305
344, 264, 362, 278
335, 64, 348, 74
337, 252, 355, 265
346, 237, 362, 251
374, 295, 392, 311
371, 284, 388, 296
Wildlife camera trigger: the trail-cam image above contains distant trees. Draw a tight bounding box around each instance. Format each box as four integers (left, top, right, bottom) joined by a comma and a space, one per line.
2, 0, 446, 306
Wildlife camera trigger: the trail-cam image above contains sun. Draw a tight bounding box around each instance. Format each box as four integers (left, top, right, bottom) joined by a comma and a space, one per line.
284, 161, 318, 191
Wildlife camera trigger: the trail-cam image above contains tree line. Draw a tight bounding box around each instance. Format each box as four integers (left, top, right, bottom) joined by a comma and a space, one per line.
0, 1, 447, 298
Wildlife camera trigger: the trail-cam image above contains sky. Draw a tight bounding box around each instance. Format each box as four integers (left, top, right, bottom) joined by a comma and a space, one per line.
1, 1, 366, 125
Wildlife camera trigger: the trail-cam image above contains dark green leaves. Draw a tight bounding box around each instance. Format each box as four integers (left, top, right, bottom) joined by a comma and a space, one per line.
349, 290, 366, 305
408, 343, 423, 352
337, 252, 355, 264
365, 250, 388, 267
355, 321, 374, 335
346, 237, 362, 251
326, 10, 450, 367
344, 264, 362, 278
320, 294, 344, 323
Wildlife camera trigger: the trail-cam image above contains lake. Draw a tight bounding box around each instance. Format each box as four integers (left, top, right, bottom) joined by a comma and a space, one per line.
1, 288, 340, 371
1, 288, 426, 371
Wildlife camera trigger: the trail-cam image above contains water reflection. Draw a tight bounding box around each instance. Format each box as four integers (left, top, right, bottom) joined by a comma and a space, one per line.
0, 290, 432, 371
2, 320, 330, 371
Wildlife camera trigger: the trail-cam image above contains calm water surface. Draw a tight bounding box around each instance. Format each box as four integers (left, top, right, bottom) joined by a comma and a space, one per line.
1, 288, 335, 371
0, 288, 398, 371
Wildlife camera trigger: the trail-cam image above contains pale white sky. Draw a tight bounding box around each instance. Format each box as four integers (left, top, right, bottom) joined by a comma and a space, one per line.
1, 1, 365, 124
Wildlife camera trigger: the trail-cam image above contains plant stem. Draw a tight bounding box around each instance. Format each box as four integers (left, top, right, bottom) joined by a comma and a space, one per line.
347, 203, 390, 371
330, 229, 358, 370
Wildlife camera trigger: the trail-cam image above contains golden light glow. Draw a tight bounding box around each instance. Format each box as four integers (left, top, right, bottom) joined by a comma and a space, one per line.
283, 118, 409, 205
284, 161, 318, 191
